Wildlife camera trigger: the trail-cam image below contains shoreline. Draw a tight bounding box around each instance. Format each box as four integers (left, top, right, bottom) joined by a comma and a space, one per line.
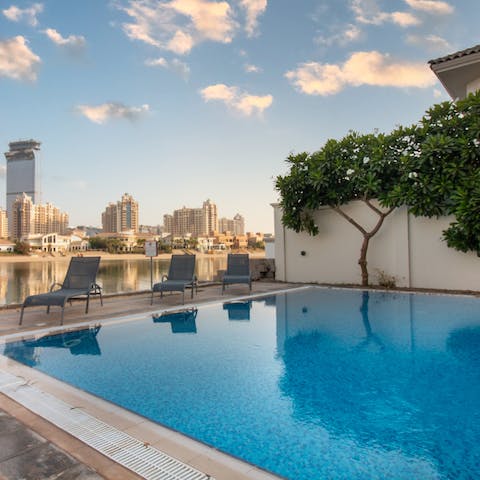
0, 250, 266, 263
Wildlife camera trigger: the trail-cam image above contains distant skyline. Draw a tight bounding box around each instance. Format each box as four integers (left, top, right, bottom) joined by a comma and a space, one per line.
0, 0, 478, 233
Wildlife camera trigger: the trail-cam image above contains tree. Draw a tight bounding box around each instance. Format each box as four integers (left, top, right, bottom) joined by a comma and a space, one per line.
385, 92, 480, 254
14, 241, 30, 255
276, 92, 480, 285
276, 131, 403, 286
89, 237, 107, 250
106, 238, 124, 253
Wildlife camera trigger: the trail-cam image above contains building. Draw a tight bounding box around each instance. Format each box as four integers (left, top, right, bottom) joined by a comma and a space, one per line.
4, 140, 41, 236
163, 214, 173, 234
218, 217, 234, 234
11, 193, 34, 240
218, 213, 245, 235
169, 199, 218, 237
10, 193, 68, 241
101, 193, 139, 233
102, 203, 117, 233
0, 239, 15, 252
233, 213, 245, 235
203, 199, 218, 236
429, 44, 480, 100
0, 208, 8, 238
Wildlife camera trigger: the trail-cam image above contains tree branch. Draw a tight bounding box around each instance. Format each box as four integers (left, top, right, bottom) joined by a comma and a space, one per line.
332, 206, 367, 235
363, 198, 384, 216
368, 206, 395, 238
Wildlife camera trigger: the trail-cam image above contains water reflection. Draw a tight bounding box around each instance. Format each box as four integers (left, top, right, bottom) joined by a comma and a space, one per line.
223, 301, 252, 321
447, 326, 480, 364
355, 291, 385, 352
152, 308, 198, 334
0, 256, 227, 305
276, 289, 480, 478
3, 326, 102, 366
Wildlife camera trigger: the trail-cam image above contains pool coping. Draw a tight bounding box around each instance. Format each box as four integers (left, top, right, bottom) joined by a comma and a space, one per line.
0, 286, 310, 480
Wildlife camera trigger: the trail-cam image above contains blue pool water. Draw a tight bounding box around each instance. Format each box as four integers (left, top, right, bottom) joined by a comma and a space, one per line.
3, 287, 480, 480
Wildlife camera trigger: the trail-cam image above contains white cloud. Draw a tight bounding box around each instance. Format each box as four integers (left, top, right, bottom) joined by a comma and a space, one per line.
0, 165, 6, 178
244, 63, 261, 73
200, 83, 273, 116
2, 3, 43, 26
43, 28, 86, 54
0, 36, 41, 81
406, 34, 452, 51
118, 0, 236, 54
166, 30, 194, 54
351, 0, 420, 27
315, 24, 362, 47
76, 102, 150, 124
433, 88, 443, 98
389, 11, 420, 26
169, 0, 235, 42
145, 56, 190, 78
404, 0, 454, 15
145, 57, 168, 67
239, 0, 267, 37
285, 51, 436, 96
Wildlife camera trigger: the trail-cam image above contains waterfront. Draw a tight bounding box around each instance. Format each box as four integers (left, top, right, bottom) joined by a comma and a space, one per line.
0, 255, 231, 305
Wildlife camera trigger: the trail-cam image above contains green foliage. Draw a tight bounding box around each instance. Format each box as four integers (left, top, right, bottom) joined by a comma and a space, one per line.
89, 237, 107, 250
158, 242, 172, 253
88, 236, 126, 253
385, 92, 480, 252
276, 91, 480, 257
276, 132, 403, 234
14, 241, 30, 255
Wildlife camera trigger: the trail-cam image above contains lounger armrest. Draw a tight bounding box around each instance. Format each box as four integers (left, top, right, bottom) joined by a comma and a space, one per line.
91, 283, 102, 294
49, 282, 63, 292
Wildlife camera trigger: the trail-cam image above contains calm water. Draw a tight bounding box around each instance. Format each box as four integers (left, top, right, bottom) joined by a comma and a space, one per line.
0, 256, 227, 305
3, 287, 480, 479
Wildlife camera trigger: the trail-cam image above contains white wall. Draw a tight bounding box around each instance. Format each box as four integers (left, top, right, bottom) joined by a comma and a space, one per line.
273, 201, 480, 291
467, 77, 480, 95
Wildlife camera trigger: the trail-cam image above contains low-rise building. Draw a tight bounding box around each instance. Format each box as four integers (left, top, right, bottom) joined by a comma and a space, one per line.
25, 233, 87, 253
0, 239, 15, 252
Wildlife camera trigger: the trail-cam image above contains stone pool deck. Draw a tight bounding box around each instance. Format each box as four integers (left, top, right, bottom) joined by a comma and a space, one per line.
0, 281, 299, 480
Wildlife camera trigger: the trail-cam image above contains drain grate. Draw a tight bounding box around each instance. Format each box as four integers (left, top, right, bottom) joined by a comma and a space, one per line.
0, 370, 213, 480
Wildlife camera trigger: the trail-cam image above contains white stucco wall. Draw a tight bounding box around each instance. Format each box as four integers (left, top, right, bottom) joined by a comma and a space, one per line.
273, 201, 480, 291
466, 77, 480, 95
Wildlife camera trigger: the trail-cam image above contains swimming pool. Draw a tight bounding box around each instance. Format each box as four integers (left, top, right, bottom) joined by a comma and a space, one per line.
2, 287, 480, 479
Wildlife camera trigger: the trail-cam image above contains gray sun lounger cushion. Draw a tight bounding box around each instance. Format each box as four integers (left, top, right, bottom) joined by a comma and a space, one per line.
151, 254, 197, 305
19, 256, 102, 326
222, 254, 251, 293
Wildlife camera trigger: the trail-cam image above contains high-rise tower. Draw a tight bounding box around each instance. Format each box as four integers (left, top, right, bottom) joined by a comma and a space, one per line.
101, 193, 139, 233
5, 140, 41, 236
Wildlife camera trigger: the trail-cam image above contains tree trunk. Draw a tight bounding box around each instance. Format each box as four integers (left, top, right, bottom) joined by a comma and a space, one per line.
359, 235, 370, 286
333, 200, 394, 286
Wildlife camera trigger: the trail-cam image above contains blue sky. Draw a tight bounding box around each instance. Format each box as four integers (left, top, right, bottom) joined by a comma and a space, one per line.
0, 0, 477, 232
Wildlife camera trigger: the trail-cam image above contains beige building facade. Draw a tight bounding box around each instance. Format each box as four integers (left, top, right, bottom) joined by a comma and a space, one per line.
10, 193, 68, 240
102, 193, 139, 233
169, 199, 218, 237
0, 208, 8, 238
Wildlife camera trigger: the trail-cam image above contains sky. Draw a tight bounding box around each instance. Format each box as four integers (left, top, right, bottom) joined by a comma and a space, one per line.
0, 0, 478, 233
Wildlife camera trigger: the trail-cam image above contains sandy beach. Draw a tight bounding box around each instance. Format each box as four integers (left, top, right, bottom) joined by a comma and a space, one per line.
0, 250, 266, 263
